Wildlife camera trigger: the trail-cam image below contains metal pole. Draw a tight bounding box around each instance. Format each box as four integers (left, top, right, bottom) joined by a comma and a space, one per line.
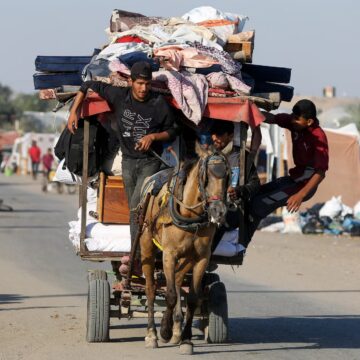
238, 122, 248, 245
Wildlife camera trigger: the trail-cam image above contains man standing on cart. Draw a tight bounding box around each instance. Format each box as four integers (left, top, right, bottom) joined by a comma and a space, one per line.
67, 61, 177, 250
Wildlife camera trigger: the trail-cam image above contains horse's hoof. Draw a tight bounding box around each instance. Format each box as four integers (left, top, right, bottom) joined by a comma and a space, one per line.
170, 334, 181, 344
179, 341, 193, 355
160, 328, 172, 343
159, 334, 171, 343
145, 337, 158, 349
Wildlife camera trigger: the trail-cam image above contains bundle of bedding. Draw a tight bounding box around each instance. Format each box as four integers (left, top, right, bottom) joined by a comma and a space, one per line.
34, 6, 293, 119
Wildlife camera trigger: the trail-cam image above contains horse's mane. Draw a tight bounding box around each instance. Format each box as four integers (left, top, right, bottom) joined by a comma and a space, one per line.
181, 156, 199, 177
180, 142, 217, 178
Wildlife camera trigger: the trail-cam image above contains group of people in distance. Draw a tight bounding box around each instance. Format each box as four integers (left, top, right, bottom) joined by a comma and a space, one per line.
28, 140, 54, 183
67, 61, 329, 254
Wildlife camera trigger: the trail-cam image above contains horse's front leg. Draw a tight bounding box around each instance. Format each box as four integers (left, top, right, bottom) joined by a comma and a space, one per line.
141, 229, 158, 348
180, 256, 209, 355
160, 250, 177, 342
171, 259, 193, 344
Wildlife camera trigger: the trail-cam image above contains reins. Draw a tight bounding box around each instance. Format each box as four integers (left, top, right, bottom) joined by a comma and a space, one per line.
166, 150, 230, 232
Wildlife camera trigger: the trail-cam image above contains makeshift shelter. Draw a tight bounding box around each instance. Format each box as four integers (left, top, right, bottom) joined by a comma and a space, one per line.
0, 131, 19, 151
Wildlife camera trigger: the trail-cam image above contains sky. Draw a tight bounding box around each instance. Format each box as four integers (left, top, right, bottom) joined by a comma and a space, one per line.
1, 0, 359, 97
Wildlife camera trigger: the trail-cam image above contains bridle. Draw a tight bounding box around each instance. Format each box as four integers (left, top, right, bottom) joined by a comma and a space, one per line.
168, 151, 230, 232
198, 152, 230, 205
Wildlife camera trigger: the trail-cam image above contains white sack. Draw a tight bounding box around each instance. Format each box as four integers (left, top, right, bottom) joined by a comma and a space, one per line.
354, 201, 360, 219
181, 6, 248, 45
260, 222, 285, 233
53, 159, 97, 185
213, 228, 245, 257
341, 203, 353, 217
319, 196, 343, 218
282, 208, 302, 233
69, 219, 131, 253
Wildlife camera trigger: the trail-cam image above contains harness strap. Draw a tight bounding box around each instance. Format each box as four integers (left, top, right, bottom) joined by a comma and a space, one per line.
152, 238, 163, 251
172, 195, 205, 210
168, 195, 209, 232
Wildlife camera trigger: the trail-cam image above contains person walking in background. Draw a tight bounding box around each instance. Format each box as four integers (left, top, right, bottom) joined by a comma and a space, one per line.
28, 140, 41, 180
41, 148, 54, 192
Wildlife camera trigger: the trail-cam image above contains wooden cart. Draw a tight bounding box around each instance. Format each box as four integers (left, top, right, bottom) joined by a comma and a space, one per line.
78, 108, 252, 343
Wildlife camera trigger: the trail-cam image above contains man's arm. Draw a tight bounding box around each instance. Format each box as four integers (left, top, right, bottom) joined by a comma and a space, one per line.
261, 111, 276, 124
135, 131, 171, 152
67, 81, 116, 134
287, 170, 325, 212
67, 91, 85, 134
135, 98, 178, 152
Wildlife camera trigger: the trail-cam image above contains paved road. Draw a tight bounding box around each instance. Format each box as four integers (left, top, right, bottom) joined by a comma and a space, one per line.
1, 174, 360, 360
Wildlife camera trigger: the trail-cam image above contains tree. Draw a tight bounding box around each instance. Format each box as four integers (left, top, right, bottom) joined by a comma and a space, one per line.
342, 103, 360, 129
0, 82, 56, 132
0, 83, 16, 123
12, 93, 55, 115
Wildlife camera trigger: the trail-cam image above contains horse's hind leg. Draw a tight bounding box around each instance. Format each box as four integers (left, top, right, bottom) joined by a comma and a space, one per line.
171, 259, 193, 344
160, 250, 177, 342
180, 257, 209, 355
141, 229, 158, 348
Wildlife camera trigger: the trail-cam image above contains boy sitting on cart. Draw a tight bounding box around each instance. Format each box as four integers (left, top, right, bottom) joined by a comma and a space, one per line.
208, 120, 261, 254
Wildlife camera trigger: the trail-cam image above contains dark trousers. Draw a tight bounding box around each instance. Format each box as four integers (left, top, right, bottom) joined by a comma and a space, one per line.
31, 162, 40, 179
122, 157, 161, 248
250, 176, 316, 219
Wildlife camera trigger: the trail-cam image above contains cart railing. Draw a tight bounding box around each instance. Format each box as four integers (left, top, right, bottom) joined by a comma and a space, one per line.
79, 113, 252, 264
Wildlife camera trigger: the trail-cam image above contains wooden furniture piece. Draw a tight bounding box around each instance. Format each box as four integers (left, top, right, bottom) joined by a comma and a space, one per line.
97, 172, 130, 224
225, 31, 255, 63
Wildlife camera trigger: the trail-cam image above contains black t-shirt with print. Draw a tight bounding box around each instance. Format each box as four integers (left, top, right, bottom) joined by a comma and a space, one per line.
80, 81, 177, 159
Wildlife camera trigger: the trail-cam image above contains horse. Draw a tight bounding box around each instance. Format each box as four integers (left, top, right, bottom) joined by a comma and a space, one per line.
139, 142, 230, 354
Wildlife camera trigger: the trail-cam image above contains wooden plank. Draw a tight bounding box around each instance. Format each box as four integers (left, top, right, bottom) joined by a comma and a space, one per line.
242, 64, 292, 84
227, 30, 255, 43
238, 122, 248, 248
80, 251, 130, 262
97, 172, 105, 222
225, 41, 253, 62
80, 118, 90, 255
253, 82, 294, 102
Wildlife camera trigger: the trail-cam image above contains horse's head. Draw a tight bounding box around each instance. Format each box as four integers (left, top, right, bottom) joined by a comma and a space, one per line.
196, 142, 230, 226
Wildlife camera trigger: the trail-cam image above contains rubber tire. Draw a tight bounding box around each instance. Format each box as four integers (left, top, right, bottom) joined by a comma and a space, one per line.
88, 269, 108, 282
86, 279, 110, 342
202, 273, 220, 287
198, 273, 221, 334
207, 281, 228, 343
67, 184, 76, 194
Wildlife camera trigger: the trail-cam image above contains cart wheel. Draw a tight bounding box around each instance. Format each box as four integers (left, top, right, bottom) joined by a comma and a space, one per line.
57, 183, 64, 194
88, 269, 107, 282
86, 279, 110, 342
207, 281, 228, 344
202, 272, 220, 287
0, 204, 13, 212
67, 184, 76, 194
198, 273, 221, 335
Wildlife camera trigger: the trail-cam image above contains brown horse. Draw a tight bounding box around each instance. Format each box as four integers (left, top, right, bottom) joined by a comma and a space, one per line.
139, 143, 230, 354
